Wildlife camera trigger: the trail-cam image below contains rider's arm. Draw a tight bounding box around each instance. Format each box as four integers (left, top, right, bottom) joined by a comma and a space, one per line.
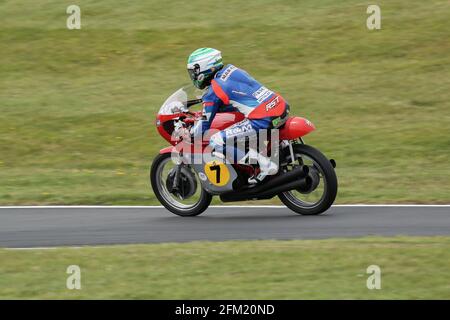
191, 88, 223, 137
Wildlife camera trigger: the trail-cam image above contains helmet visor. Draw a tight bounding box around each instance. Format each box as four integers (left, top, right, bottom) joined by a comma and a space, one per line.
187, 63, 201, 82
187, 68, 197, 82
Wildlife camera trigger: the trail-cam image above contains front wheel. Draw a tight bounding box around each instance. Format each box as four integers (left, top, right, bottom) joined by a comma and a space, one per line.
150, 152, 212, 216
278, 144, 338, 215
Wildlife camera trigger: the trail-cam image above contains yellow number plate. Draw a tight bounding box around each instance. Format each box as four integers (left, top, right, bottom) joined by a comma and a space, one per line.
204, 161, 230, 187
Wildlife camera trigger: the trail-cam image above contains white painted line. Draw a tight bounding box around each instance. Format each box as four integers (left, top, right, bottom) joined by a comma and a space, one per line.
0, 204, 449, 209
4, 246, 100, 251
4, 247, 60, 250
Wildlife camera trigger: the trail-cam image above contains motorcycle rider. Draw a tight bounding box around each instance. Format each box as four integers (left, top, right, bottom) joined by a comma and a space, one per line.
187, 48, 290, 183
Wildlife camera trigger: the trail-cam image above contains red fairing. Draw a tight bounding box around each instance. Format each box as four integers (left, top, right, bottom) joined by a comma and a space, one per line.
156, 111, 244, 145
279, 117, 316, 140
159, 146, 174, 154
157, 112, 245, 154
211, 112, 245, 131
156, 113, 183, 144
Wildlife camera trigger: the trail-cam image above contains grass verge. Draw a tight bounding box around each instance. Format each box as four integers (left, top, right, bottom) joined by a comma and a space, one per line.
1, 236, 450, 299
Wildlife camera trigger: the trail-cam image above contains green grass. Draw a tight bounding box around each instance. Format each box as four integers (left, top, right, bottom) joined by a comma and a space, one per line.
1, 236, 450, 299
0, 0, 449, 204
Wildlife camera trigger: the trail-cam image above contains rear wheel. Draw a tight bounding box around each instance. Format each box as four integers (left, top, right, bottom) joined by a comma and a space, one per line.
150, 153, 212, 216
278, 144, 337, 215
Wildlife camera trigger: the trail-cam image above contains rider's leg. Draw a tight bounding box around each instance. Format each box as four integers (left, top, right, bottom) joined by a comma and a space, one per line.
245, 118, 279, 183
209, 118, 278, 183
209, 118, 254, 163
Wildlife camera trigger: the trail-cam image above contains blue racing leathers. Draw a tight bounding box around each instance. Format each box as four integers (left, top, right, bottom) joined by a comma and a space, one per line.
192, 64, 289, 162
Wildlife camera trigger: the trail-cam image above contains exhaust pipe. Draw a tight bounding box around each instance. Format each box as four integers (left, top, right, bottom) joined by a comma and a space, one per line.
220, 165, 310, 202
257, 176, 312, 199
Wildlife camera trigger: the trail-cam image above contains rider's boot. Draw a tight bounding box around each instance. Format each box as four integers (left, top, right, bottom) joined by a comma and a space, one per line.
243, 149, 278, 184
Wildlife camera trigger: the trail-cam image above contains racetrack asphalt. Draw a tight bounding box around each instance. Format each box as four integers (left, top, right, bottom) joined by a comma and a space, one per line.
0, 206, 449, 248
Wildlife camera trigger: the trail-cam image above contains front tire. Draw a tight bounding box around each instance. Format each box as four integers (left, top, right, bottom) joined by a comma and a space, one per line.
278, 144, 338, 215
150, 153, 212, 216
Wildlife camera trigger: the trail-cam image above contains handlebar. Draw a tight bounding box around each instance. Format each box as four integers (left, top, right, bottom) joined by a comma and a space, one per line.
186, 99, 202, 108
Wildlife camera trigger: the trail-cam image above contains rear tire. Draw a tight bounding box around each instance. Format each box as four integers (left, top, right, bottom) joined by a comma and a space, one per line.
278, 144, 338, 215
150, 153, 212, 217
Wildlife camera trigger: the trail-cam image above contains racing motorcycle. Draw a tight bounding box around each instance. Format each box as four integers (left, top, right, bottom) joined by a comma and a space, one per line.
150, 85, 338, 216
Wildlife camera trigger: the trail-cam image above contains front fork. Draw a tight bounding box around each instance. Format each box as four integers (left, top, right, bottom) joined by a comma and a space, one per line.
172, 164, 182, 190
170, 150, 185, 191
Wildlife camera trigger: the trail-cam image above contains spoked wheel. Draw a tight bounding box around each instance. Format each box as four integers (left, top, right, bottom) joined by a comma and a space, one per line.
278, 144, 338, 215
150, 153, 212, 216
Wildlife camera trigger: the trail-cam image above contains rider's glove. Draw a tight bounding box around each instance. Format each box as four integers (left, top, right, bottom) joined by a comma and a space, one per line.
168, 101, 188, 114
190, 120, 203, 139
173, 120, 191, 142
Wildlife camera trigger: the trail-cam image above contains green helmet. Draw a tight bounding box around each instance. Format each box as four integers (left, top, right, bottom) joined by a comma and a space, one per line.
187, 48, 224, 89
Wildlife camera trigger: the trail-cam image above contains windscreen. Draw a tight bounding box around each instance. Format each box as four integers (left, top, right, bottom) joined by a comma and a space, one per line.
158, 85, 204, 115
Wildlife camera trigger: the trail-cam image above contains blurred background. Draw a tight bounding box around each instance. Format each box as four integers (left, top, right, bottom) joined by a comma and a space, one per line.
1, 0, 449, 205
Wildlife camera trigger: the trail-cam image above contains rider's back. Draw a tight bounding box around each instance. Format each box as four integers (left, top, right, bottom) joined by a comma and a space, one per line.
210, 64, 286, 120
